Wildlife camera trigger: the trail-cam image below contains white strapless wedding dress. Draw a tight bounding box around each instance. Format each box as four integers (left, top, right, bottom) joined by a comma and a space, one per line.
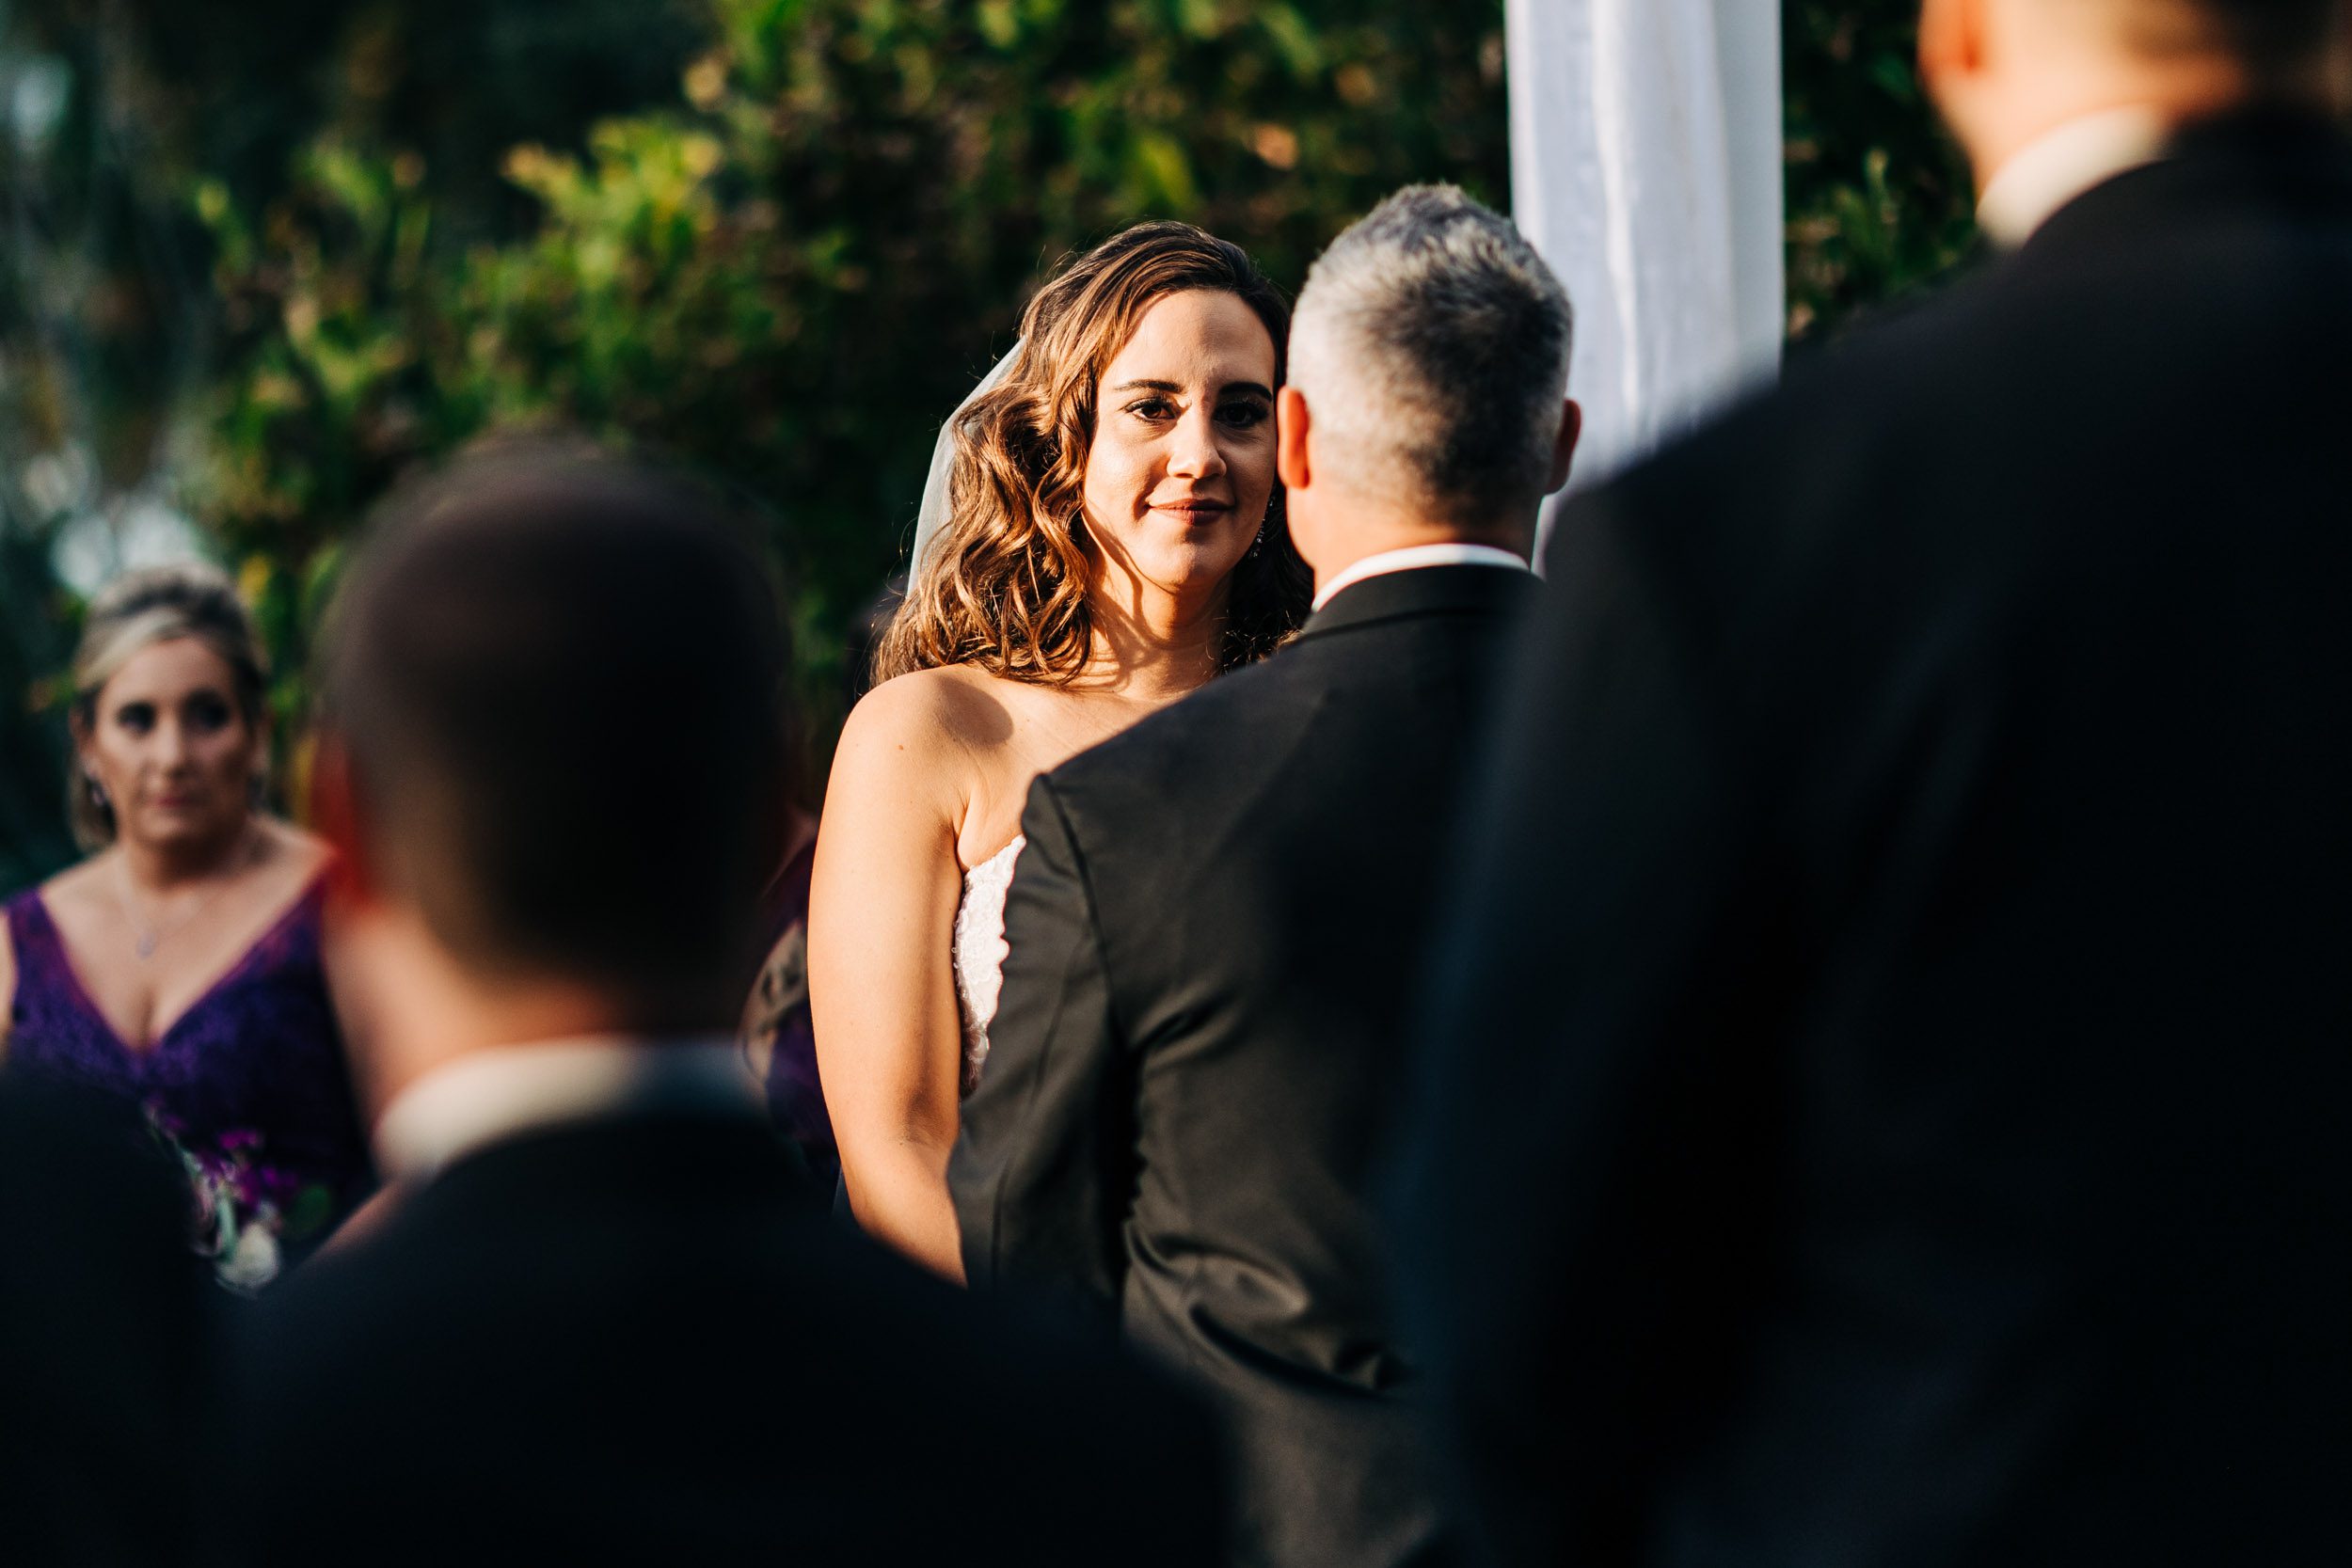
950, 836, 1024, 1095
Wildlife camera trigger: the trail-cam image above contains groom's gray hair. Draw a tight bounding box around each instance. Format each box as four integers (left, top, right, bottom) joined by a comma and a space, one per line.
1289, 184, 1573, 526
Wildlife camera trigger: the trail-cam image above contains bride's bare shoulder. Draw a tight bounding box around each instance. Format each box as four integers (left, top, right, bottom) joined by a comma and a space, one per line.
821, 667, 1028, 866
838, 664, 1023, 766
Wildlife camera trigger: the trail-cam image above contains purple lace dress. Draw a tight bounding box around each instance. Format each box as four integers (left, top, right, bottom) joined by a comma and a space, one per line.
4, 878, 372, 1283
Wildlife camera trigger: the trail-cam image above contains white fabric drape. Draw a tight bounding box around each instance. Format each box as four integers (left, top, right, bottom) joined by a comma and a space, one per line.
1507, 0, 1784, 541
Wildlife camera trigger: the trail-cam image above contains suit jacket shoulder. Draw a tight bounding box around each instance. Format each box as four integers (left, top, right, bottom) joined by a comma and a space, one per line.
1043, 564, 1540, 831
230, 1113, 1225, 1567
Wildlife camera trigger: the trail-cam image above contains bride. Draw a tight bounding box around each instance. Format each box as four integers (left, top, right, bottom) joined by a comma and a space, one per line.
809, 222, 1307, 1277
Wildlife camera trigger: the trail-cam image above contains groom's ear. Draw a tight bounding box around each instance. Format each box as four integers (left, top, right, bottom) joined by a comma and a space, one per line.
309, 736, 381, 911
1917, 0, 1985, 90
1547, 399, 1584, 495
1278, 386, 1313, 494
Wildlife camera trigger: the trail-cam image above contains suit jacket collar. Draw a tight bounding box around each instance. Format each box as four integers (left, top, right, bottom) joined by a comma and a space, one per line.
1297, 561, 1538, 643
2018, 107, 2352, 277
1979, 106, 2171, 248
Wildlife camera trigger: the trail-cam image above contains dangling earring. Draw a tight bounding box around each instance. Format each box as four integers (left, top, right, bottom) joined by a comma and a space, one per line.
1246, 524, 1265, 560
86, 773, 108, 811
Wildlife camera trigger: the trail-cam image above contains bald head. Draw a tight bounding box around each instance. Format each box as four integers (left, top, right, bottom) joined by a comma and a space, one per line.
2098, 0, 2342, 71
1923, 0, 2344, 193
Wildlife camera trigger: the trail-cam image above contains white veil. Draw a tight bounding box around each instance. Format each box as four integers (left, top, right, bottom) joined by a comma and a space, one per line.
909, 339, 1023, 579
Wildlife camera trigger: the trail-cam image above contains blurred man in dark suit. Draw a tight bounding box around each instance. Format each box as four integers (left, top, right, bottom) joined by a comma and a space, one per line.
1403, 3, 2352, 1564
0, 1072, 208, 1567
953, 186, 1579, 1568
221, 448, 1221, 1565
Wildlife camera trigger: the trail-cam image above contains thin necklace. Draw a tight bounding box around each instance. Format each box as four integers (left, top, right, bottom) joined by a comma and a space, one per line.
115, 825, 264, 962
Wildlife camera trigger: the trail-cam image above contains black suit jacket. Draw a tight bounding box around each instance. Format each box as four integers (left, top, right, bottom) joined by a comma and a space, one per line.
1401, 112, 2352, 1568
221, 1106, 1221, 1565
0, 1072, 210, 1568
953, 563, 1538, 1568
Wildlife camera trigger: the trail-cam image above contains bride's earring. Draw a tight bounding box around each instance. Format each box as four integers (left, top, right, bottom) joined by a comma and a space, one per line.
1247, 524, 1265, 560
86, 772, 108, 810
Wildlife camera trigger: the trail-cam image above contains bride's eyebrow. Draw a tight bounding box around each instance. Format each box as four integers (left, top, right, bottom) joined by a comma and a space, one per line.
1106, 378, 1275, 400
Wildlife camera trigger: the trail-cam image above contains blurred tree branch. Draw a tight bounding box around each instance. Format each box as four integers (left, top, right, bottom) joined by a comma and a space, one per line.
3, 0, 1973, 885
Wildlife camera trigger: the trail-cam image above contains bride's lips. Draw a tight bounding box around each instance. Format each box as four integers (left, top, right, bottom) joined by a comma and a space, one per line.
1150, 499, 1232, 524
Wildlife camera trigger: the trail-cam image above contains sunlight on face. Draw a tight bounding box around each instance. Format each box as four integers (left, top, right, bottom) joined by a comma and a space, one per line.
1080, 289, 1279, 610
80, 636, 261, 851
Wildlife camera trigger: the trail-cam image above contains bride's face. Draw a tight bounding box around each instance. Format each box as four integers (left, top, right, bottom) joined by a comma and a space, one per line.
1079, 289, 1279, 610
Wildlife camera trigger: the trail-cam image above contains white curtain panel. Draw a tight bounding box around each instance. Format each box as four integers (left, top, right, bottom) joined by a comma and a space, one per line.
1507, 0, 1784, 541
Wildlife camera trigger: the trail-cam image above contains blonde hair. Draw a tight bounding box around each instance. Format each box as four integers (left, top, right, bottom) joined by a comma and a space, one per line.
874, 221, 1309, 685
68, 562, 270, 848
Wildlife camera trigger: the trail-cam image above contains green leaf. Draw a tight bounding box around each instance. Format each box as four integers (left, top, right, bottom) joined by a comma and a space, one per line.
1258, 3, 1322, 79
977, 0, 1019, 49
1129, 131, 1200, 212
1868, 52, 1919, 105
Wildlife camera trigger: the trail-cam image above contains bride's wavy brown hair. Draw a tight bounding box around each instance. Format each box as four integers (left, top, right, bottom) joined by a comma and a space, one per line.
874, 221, 1310, 685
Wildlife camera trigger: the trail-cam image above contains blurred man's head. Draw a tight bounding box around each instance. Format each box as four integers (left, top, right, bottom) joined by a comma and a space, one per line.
317, 446, 790, 1102
1922, 0, 2347, 188
1279, 185, 1580, 580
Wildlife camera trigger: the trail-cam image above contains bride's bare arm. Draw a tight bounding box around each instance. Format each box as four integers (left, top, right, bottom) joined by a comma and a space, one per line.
809, 674, 975, 1280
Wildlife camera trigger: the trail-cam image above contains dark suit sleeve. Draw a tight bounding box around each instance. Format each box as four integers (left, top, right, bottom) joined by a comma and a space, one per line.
1395, 492, 1795, 1566
949, 772, 1134, 1313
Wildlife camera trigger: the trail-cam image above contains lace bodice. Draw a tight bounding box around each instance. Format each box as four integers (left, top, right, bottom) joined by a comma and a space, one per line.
949, 836, 1024, 1095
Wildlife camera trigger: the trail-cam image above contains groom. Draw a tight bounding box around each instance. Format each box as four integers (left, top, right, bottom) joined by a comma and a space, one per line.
951, 185, 1579, 1568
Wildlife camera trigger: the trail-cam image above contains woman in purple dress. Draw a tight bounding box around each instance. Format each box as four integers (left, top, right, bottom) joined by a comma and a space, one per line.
0, 564, 370, 1288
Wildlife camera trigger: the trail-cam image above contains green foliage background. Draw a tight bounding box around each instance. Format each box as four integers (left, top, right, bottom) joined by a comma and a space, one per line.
0, 0, 1974, 891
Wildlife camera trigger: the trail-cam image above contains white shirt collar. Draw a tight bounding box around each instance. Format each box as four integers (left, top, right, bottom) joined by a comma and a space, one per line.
374, 1035, 759, 1184
1977, 106, 2173, 249
1311, 543, 1532, 611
